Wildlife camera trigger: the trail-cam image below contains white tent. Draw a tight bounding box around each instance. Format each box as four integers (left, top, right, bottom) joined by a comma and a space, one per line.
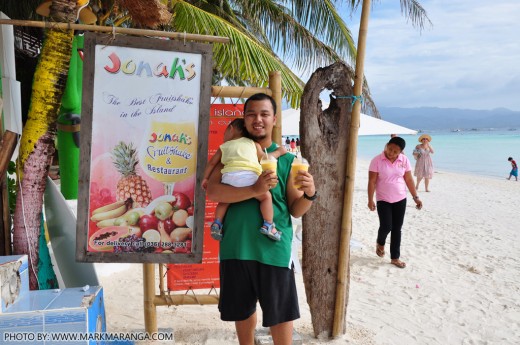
281, 108, 417, 136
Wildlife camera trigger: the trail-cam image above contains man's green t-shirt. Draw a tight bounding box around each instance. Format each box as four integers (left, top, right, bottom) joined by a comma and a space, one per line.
219, 143, 295, 267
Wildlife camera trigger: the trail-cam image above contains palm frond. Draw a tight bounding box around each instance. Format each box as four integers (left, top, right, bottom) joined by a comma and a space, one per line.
358, 0, 431, 31
232, 0, 356, 70
171, 1, 305, 107
399, 0, 432, 30
286, 0, 356, 61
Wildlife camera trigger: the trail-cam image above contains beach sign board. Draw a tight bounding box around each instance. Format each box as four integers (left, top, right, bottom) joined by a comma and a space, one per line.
167, 104, 244, 291
76, 33, 212, 263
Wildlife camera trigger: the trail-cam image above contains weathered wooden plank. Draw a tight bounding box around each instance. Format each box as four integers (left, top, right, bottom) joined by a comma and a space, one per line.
301, 62, 355, 337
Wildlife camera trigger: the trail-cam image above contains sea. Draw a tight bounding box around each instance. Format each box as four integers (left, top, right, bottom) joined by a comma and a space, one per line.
356, 129, 520, 179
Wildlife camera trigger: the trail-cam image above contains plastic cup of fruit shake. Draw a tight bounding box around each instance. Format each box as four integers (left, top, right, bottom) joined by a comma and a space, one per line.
291, 157, 309, 189
260, 154, 277, 174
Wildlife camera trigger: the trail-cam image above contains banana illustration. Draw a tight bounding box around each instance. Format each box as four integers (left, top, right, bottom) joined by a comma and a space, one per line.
113, 217, 128, 226
91, 203, 128, 222
92, 198, 132, 215
96, 218, 117, 228
118, 209, 144, 226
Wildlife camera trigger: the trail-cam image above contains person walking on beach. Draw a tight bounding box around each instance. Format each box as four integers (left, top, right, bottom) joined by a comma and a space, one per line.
413, 134, 434, 192
368, 136, 422, 269
201, 118, 286, 241
507, 157, 518, 181
290, 138, 296, 152
207, 93, 317, 345
296, 137, 301, 153
285, 136, 291, 150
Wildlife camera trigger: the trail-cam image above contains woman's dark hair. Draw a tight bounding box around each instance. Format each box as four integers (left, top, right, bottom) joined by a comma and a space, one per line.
388, 136, 406, 151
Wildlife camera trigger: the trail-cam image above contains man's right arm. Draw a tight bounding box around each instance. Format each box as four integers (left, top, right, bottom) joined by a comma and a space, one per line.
206, 162, 276, 203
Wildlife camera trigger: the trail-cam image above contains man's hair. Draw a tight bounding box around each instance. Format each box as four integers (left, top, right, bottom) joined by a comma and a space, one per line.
508, 157, 513, 161
244, 93, 277, 115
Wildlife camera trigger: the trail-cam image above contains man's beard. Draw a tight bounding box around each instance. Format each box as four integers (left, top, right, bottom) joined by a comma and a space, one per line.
246, 132, 266, 141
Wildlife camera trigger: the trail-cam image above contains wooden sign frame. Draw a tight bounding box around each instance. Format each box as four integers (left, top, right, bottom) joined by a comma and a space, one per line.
76, 32, 212, 263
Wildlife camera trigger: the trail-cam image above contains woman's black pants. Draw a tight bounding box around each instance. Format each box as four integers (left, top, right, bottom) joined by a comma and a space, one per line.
376, 198, 407, 259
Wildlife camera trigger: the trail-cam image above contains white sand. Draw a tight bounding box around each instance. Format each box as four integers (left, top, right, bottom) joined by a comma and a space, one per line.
95, 159, 520, 344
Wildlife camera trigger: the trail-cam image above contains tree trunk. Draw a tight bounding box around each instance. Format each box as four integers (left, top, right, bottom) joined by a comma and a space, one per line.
12, 0, 75, 290
13, 135, 56, 289
300, 62, 355, 337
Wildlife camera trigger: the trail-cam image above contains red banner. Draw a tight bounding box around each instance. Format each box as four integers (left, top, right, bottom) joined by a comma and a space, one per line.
167, 104, 244, 290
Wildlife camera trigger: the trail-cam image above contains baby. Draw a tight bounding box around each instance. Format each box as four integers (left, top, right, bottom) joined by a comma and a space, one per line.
202, 118, 286, 241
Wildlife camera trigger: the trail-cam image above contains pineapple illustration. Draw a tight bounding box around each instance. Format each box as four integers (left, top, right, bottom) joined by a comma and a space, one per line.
111, 141, 153, 208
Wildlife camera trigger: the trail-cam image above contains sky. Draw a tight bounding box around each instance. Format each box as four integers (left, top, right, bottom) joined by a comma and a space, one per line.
337, 0, 520, 111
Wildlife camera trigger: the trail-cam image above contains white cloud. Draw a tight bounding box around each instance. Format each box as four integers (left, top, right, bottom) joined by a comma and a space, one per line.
343, 0, 520, 110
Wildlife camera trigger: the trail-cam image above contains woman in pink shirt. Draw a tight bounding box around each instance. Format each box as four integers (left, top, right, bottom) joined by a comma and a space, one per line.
368, 137, 423, 268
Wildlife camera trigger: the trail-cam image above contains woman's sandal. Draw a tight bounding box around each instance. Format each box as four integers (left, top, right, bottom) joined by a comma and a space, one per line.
260, 221, 282, 242
376, 244, 385, 257
210, 221, 223, 241
391, 260, 406, 269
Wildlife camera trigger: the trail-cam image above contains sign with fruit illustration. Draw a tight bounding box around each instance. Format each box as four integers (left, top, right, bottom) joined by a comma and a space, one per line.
76, 33, 212, 263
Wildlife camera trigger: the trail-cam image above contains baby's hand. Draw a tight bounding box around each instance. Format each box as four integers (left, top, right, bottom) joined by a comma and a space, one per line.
201, 178, 208, 190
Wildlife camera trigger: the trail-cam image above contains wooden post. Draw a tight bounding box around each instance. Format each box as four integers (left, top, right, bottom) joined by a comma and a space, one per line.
143, 263, 158, 334
332, 0, 372, 337
211, 86, 272, 98
1, 183, 9, 255
0, 103, 18, 254
0, 19, 229, 44
269, 71, 282, 145
0, 130, 19, 177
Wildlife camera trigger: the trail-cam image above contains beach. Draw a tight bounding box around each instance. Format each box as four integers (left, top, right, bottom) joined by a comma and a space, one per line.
95, 159, 520, 344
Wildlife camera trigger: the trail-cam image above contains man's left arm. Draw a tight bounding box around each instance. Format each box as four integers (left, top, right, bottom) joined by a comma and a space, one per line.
287, 168, 316, 218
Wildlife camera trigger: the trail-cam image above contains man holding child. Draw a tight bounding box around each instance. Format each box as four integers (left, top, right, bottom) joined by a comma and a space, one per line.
207, 93, 317, 345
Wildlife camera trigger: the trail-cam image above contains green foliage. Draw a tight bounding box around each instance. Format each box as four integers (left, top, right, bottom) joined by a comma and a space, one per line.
7, 161, 17, 215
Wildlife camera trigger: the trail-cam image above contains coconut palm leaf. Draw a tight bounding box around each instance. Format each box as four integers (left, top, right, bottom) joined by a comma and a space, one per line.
278, 0, 356, 62
351, 0, 432, 30
398, 0, 432, 29
226, 0, 356, 74
170, 1, 305, 108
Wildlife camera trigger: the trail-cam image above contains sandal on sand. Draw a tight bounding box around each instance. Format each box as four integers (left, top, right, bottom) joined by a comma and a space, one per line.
260, 221, 282, 241
376, 244, 385, 257
210, 220, 223, 241
391, 260, 406, 269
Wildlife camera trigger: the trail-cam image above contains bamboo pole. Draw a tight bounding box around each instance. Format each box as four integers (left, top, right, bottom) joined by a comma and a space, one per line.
158, 264, 165, 296
0, 19, 230, 44
269, 71, 282, 145
1, 183, 9, 255
0, 130, 18, 255
0, 130, 19, 177
211, 86, 272, 98
143, 263, 158, 334
332, 0, 372, 337
154, 294, 219, 306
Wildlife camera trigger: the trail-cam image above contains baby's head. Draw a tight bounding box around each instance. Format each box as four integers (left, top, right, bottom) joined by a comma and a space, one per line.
224, 118, 247, 142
